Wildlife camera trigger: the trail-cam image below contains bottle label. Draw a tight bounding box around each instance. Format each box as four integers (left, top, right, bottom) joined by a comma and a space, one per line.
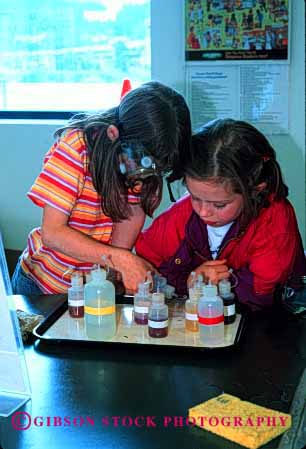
148, 320, 168, 329
185, 312, 198, 321
68, 300, 84, 307
85, 305, 115, 316
224, 304, 235, 316
134, 306, 149, 314
198, 315, 224, 325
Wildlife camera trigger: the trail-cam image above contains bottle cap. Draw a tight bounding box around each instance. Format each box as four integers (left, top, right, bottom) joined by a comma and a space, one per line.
203, 284, 218, 297
218, 279, 232, 296
194, 274, 204, 293
189, 272, 196, 288
196, 274, 204, 283
151, 292, 165, 305
71, 272, 83, 287
189, 287, 198, 302
92, 267, 106, 282
138, 281, 151, 296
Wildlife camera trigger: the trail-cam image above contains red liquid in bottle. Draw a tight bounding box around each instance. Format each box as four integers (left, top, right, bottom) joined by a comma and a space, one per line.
69, 305, 84, 318
134, 312, 148, 325
148, 319, 168, 338
68, 273, 84, 319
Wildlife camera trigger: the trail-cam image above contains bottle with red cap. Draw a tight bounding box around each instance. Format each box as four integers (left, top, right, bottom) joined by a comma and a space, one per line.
198, 283, 224, 345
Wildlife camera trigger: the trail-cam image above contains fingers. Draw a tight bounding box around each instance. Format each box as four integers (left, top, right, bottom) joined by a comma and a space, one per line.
211, 265, 228, 273
121, 255, 157, 293
200, 265, 230, 285
203, 259, 227, 266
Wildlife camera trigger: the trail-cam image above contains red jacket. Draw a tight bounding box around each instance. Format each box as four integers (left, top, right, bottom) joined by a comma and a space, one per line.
136, 195, 305, 309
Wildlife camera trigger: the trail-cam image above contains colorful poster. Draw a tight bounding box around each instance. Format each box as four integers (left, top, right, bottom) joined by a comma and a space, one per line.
185, 0, 289, 60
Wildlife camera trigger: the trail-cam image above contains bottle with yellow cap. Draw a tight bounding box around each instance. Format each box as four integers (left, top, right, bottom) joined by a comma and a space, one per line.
84, 266, 116, 340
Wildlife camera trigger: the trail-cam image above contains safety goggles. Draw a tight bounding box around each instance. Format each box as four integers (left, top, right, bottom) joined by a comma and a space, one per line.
119, 142, 170, 180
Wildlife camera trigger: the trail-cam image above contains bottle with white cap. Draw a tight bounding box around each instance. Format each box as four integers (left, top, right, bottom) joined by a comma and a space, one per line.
218, 279, 236, 325
84, 266, 116, 340
185, 274, 204, 332
198, 283, 224, 345
134, 281, 152, 325
148, 292, 168, 338
68, 272, 84, 318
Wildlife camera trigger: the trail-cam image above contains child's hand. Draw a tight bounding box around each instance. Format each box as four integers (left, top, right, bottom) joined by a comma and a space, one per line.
113, 250, 156, 294
188, 259, 230, 286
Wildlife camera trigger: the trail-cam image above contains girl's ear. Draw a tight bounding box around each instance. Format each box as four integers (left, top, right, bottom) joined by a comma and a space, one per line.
255, 182, 267, 191
106, 125, 119, 142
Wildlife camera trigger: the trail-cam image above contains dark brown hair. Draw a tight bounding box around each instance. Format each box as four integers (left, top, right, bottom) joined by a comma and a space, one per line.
55, 82, 191, 222
185, 119, 288, 229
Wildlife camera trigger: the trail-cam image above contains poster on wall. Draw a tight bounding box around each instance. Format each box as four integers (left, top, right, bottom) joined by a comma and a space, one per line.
185, 0, 289, 61
186, 64, 289, 134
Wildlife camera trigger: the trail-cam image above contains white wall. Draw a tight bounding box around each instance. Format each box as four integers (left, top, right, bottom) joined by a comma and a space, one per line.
0, 0, 305, 250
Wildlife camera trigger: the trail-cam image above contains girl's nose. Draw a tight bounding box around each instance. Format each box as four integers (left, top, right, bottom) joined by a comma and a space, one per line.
199, 202, 213, 218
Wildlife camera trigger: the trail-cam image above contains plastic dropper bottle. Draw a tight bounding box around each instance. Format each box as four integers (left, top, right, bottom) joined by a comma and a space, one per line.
84, 266, 116, 340
148, 292, 168, 338
218, 279, 236, 325
68, 272, 84, 318
189, 274, 204, 300
198, 283, 224, 345
185, 274, 203, 332
134, 281, 152, 325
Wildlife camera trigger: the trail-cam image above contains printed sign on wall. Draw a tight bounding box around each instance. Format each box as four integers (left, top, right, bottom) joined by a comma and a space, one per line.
186, 64, 289, 134
185, 0, 289, 61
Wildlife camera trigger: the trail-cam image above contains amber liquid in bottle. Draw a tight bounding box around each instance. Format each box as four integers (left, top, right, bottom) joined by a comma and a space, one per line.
185, 300, 199, 332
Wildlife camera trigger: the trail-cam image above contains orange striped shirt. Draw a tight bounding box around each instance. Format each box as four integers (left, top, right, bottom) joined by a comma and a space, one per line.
21, 129, 140, 293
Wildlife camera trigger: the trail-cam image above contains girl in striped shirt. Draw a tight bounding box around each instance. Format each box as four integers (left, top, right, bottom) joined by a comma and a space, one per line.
12, 82, 191, 295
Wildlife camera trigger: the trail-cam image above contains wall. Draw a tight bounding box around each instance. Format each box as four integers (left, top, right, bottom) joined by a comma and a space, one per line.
0, 0, 305, 250
150, 0, 306, 243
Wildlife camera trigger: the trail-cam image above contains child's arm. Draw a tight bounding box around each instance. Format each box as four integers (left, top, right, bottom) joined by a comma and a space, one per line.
135, 197, 191, 267
111, 204, 146, 250
41, 205, 154, 293
233, 268, 275, 310
231, 232, 302, 310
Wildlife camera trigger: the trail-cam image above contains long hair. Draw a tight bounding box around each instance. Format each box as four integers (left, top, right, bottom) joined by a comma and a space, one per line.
55, 81, 191, 221
185, 119, 288, 229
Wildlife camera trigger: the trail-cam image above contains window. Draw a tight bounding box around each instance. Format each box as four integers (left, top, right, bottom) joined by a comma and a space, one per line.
0, 0, 151, 117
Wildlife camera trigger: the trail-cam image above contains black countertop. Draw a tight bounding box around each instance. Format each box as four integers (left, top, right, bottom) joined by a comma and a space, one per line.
1, 294, 306, 449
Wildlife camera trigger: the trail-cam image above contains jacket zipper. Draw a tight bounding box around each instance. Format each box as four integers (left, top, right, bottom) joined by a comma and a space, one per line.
217, 235, 241, 259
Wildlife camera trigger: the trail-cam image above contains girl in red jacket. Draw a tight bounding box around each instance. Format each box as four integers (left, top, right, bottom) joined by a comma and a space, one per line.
136, 119, 306, 310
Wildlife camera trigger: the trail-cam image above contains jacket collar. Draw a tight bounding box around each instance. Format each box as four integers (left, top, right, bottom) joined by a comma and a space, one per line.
185, 211, 241, 260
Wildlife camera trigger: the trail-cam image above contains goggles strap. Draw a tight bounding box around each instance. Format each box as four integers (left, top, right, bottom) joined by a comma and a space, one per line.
167, 179, 176, 203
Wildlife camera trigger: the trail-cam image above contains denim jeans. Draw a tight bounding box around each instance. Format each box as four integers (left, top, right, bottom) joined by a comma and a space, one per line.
12, 257, 43, 295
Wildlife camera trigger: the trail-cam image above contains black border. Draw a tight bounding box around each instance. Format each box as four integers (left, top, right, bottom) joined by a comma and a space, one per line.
0, 111, 79, 120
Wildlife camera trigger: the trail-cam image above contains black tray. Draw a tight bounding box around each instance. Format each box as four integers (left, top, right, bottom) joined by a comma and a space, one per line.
33, 296, 246, 350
